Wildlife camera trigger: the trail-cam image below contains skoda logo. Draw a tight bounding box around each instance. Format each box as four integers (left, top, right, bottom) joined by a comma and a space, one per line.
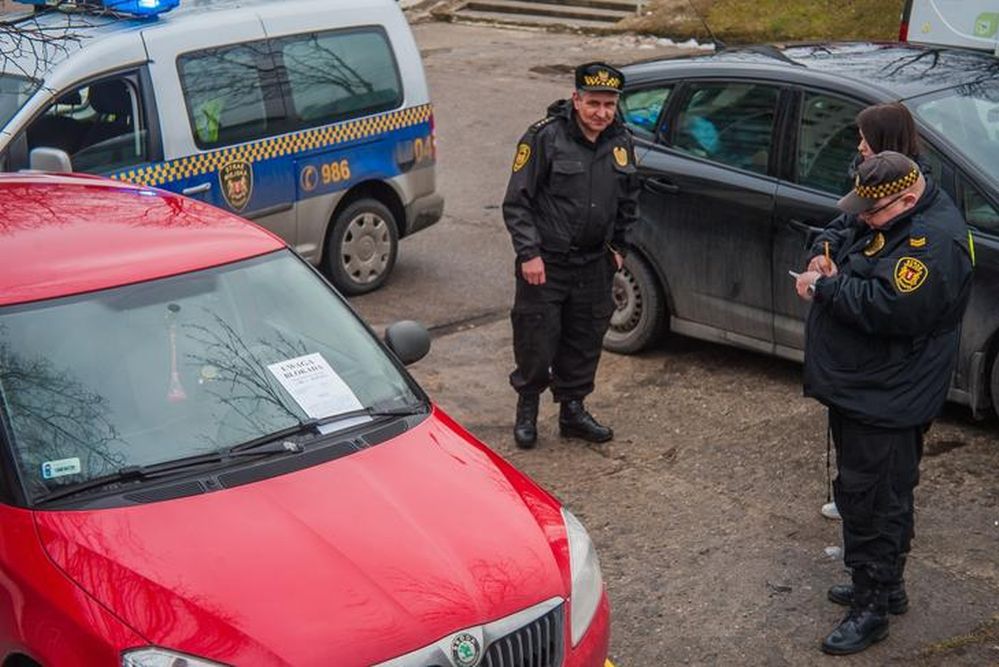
450, 632, 481, 667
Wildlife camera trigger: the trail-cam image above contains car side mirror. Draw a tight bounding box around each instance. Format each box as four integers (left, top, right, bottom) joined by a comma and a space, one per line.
29, 147, 73, 173
384, 320, 430, 365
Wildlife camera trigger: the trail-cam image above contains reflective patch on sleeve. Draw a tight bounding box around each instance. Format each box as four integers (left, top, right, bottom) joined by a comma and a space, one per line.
894, 256, 929, 293
512, 143, 531, 172
968, 230, 976, 266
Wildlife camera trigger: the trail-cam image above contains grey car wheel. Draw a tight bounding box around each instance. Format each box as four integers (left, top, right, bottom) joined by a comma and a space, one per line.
603, 253, 665, 354
325, 198, 398, 295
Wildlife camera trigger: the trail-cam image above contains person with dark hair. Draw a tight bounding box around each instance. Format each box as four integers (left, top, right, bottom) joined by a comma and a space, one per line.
795, 152, 974, 655
502, 62, 639, 449
810, 101, 927, 523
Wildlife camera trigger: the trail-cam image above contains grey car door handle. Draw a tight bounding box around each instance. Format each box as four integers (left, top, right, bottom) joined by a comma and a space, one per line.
644, 177, 680, 195
182, 182, 212, 196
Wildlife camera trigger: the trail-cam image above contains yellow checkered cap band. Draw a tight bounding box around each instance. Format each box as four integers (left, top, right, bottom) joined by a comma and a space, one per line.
854, 167, 919, 199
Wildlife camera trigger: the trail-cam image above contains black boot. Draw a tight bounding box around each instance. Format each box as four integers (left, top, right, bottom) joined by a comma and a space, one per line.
822, 569, 889, 655
513, 394, 539, 449
558, 399, 613, 443
828, 556, 908, 614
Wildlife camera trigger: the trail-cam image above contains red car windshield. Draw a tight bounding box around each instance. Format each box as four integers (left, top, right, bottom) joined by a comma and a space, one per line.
0, 251, 419, 502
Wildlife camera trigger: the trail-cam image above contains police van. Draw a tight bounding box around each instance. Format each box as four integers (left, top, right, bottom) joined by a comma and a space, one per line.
0, 0, 443, 294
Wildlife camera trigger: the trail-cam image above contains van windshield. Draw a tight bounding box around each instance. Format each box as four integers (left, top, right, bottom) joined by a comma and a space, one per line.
0, 73, 40, 130
907, 84, 999, 182
0, 252, 422, 503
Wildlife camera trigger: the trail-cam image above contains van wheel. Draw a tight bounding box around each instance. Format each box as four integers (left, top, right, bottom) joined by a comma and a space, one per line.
603, 253, 665, 354
325, 198, 398, 295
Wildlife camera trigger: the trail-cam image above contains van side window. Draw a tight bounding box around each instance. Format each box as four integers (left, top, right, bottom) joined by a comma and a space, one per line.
275, 28, 402, 130
178, 42, 275, 149
24, 75, 149, 173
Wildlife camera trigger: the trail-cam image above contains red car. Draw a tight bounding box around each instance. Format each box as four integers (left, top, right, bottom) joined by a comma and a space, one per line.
0, 173, 612, 667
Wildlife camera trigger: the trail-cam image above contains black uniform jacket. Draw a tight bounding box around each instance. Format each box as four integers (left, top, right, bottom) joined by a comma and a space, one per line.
502, 99, 639, 263
803, 183, 974, 428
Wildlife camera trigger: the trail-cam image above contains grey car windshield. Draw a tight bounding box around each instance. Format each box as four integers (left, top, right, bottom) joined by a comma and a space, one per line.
907, 84, 999, 181
0, 251, 420, 500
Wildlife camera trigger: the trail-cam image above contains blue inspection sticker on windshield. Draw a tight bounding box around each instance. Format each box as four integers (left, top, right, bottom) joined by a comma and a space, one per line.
41, 458, 82, 480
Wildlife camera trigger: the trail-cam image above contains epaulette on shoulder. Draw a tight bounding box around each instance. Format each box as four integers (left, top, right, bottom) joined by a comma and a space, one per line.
529, 115, 558, 133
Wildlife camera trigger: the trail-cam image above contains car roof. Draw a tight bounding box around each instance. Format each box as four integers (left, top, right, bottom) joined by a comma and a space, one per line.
0, 0, 396, 76
0, 173, 284, 307
623, 42, 999, 101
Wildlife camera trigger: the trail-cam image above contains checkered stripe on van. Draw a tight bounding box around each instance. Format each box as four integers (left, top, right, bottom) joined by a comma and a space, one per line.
112, 104, 433, 188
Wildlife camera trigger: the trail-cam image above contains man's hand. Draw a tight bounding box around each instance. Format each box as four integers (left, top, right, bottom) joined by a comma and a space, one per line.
795, 270, 822, 301
806, 255, 838, 277
612, 252, 624, 270
520, 256, 546, 285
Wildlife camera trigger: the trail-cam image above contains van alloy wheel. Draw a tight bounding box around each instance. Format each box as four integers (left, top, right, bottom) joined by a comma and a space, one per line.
326, 198, 398, 295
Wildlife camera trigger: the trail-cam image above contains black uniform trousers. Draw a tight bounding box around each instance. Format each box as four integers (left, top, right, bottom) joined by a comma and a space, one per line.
509, 253, 615, 402
830, 408, 923, 581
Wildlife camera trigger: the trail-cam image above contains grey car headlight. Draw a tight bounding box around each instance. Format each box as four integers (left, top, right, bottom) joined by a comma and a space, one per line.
122, 648, 230, 667
562, 507, 604, 646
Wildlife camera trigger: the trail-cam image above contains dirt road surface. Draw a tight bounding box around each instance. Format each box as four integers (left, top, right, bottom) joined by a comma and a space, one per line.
351, 21, 999, 665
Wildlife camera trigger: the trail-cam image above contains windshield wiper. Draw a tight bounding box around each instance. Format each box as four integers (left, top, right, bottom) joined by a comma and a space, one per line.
229, 405, 427, 454
33, 405, 426, 505
34, 440, 305, 506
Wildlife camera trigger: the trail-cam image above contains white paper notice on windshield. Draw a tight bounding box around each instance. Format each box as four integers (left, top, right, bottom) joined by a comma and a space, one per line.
267, 353, 364, 421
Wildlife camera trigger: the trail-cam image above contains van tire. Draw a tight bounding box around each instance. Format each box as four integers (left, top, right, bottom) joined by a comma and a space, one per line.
603, 253, 665, 354
325, 198, 398, 295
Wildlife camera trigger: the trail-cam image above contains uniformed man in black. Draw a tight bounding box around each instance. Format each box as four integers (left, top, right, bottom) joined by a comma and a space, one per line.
794, 152, 974, 655
502, 62, 638, 449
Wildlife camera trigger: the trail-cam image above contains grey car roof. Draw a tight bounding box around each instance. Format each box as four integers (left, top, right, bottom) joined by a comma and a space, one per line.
622, 42, 999, 102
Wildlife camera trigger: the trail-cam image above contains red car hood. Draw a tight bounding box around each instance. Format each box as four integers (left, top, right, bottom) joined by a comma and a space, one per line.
35, 409, 569, 666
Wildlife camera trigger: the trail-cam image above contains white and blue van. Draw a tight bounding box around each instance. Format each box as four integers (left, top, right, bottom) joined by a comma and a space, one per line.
0, 0, 443, 294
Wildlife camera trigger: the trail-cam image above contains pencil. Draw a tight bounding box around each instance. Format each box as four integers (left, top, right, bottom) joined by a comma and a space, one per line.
824, 241, 830, 264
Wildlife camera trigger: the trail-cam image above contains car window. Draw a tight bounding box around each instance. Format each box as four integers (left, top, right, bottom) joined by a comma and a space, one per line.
796, 92, 864, 194
672, 81, 779, 174
178, 41, 276, 149
275, 28, 402, 130
25, 75, 149, 173
620, 85, 672, 138
962, 179, 999, 235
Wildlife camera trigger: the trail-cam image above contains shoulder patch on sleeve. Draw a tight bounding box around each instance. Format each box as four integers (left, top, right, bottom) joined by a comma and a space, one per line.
909, 235, 927, 248
512, 142, 531, 172
894, 256, 929, 293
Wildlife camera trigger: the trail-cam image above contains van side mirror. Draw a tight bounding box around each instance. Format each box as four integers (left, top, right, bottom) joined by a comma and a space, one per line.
384, 320, 430, 365
29, 147, 73, 173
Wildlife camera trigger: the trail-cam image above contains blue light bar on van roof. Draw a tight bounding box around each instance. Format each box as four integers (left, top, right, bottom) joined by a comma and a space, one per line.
14, 0, 179, 18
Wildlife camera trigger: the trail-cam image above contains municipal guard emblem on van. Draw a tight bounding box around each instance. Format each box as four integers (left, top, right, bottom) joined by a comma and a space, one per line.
894, 256, 928, 293
450, 632, 481, 667
613, 146, 629, 167
220, 161, 253, 211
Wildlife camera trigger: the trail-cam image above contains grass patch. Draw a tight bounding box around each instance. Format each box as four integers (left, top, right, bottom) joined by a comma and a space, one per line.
921, 614, 999, 656
620, 0, 906, 44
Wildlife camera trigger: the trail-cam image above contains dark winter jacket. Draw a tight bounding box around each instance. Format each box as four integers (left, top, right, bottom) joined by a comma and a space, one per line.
803, 181, 974, 428
502, 99, 639, 264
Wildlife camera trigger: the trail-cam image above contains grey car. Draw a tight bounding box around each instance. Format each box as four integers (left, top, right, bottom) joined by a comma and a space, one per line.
607, 42, 999, 419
